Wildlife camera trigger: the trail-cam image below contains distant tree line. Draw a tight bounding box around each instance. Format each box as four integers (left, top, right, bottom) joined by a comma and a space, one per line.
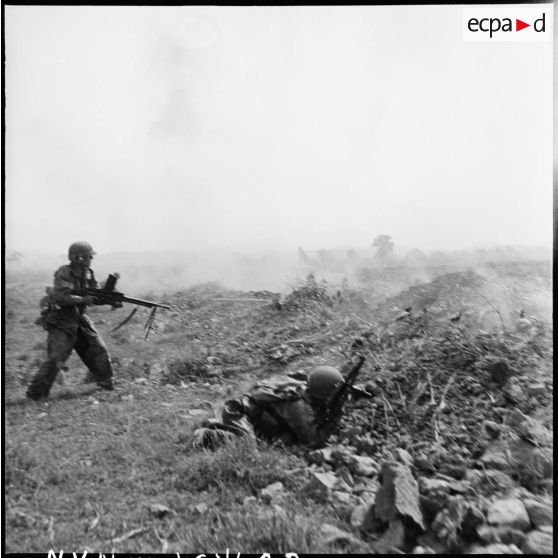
297, 236, 548, 269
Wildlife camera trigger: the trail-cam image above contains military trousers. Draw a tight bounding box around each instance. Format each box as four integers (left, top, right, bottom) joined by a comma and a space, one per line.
26, 326, 114, 400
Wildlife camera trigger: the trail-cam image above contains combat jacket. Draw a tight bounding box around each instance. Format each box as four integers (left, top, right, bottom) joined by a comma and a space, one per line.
43, 265, 99, 334
245, 390, 330, 448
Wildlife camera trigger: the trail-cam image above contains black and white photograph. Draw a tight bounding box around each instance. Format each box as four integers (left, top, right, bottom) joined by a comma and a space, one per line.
3, 2, 553, 554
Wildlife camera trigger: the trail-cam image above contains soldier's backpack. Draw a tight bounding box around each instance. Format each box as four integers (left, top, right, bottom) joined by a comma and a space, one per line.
244, 375, 307, 442
248, 375, 306, 406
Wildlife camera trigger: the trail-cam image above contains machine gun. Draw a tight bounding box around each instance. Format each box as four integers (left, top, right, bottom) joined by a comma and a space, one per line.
72, 273, 170, 339
319, 353, 367, 432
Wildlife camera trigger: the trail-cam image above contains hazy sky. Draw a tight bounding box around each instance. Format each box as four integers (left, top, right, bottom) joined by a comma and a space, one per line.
4, 5, 553, 255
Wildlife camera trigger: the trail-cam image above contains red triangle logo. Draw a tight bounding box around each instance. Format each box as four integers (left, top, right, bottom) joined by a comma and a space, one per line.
516, 19, 530, 32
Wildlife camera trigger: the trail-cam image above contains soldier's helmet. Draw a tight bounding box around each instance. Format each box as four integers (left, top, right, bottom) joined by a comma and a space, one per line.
308, 366, 344, 400
68, 241, 96, 261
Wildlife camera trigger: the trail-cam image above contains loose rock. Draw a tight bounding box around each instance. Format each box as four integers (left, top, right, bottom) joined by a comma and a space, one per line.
431, 496, 477, 551
508, 440, 553, 482
260, 481, 285, 504
350, 501, 369, 530
347, 455, 378, 477
465, 469, 515, 494
372, 461, 425, 530
394, 447, 414, 467
483, 420, 502, 439
372, 518, 406, 554
192, 502, 208, 515
526, 383, 546, 398
521, 528, 553, 554
134, 378, 149, 385
486, 498, 530, 532
308, 447, 334, 466
503, 383, 524, 403
302, 471, 338, 503
477, 525, 526, 547
523, 498, 553, 528
515, 416, 553, 447
478, 445, 510, 471
467, 543, 522, 554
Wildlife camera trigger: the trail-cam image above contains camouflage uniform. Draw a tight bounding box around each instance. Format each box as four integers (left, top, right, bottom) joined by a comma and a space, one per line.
27, 264, 114, 400
196, 377, 332, 449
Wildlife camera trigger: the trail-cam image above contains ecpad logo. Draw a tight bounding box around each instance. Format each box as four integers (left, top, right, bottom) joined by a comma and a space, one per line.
463, 8, 552, 42
468, 14, 545, 38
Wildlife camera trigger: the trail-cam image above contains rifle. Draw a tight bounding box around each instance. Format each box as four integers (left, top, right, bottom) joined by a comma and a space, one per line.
319, 353, 366, 431
72, 273, 170, 339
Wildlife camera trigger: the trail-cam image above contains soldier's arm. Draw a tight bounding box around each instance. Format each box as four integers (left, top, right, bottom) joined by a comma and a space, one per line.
51, 267, 91, 306
281, 400, 330, 449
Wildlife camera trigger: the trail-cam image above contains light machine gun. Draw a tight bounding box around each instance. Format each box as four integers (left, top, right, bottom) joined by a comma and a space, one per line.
72, 273, 170, 339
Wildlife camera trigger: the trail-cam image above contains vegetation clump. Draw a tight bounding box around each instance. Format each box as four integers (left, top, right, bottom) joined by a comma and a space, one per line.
162, 356, 210, 384
283, 273, 332, 308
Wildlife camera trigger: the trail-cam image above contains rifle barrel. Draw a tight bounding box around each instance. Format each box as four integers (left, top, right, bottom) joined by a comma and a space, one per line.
117, 295, 170, 309
75, 288, 170, 310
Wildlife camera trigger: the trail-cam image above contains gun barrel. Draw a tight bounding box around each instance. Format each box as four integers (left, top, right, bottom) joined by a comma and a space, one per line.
75, 288, 170, 310
119, 295, 170, 309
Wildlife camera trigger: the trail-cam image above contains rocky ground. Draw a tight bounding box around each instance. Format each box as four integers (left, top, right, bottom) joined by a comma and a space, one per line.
161, 269, 553, 554
4, 262, 553, 553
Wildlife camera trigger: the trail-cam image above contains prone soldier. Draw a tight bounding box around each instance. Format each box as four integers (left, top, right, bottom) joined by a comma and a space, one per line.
194, 355, 367, 449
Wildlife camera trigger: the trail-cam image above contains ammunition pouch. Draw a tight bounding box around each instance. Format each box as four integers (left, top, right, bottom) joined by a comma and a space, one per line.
35, 308, 57, 331
35, 292, 60, 331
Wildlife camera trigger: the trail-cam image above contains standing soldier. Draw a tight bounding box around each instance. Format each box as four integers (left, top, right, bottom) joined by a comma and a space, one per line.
27, 241, 115, 400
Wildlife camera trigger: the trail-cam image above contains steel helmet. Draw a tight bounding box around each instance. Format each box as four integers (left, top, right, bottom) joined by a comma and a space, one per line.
68, 241, 96, 260
308, 366, 344, 400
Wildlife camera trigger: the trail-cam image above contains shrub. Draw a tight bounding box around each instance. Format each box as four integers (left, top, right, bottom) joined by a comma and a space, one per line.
162, 356, 209, 384
284, 274, 332, 308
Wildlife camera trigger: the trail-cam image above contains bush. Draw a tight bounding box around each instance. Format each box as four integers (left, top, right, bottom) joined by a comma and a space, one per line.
284, 274, 332, 308
162, 356, 209, 384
